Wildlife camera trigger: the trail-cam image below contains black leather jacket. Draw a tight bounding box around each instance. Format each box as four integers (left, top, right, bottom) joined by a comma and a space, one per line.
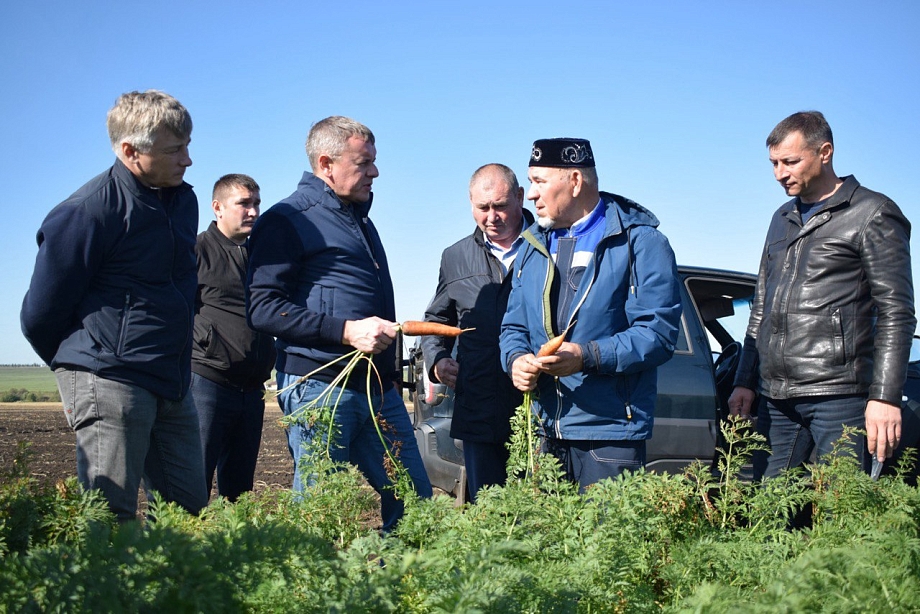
421, 210, 534, 443
735, 175, 915, 405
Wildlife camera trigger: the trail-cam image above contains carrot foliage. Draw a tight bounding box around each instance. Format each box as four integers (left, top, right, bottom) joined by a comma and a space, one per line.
3, 404, 920, 611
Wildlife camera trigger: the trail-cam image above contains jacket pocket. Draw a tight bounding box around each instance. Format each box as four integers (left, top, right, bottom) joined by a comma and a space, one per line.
831, 308, 846, 366
305, 284, 335, 315
115, 291, 131, 358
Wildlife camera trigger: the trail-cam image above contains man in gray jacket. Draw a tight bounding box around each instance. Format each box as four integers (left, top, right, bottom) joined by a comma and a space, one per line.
729, 111, 915, 479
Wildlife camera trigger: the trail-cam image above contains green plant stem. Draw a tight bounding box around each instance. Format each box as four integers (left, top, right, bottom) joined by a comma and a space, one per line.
274, 347, 412, 492
362, 355, 409, 487
523, 390, 534, 476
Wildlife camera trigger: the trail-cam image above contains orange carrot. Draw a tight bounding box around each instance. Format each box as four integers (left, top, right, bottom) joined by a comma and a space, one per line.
536, 321, 575, 357
400, 321, 474, 337
537, 335, 565, 357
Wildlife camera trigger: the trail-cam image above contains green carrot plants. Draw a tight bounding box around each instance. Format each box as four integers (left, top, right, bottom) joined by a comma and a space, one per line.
273, 348, 419, 506
4, 379, 920, 611
506, 390, 542, 481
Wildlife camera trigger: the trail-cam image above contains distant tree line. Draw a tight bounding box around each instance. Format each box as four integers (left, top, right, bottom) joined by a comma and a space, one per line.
1, 388, 61, 403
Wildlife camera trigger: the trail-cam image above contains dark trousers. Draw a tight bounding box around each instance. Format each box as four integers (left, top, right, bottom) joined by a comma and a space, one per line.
753, 394, 870, 480
190, 373, 265, 501
463, 440, 510, 503
543, 438, 646, 493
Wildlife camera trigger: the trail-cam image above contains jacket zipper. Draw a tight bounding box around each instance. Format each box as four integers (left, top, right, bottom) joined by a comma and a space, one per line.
776, 232, 804, 392
164, 191, 192, 398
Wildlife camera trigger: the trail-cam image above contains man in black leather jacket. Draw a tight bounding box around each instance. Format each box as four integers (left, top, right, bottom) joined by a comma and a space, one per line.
729, 111, 915, 479
421, 164, 533, 502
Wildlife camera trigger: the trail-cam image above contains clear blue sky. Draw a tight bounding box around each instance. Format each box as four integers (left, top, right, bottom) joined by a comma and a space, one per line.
2, 1, 918, 364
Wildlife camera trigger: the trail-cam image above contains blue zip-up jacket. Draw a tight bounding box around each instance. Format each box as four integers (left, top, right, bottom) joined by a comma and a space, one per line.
20, 160, 198, 401
246, 172, 399, 389
499, 193, 682, 441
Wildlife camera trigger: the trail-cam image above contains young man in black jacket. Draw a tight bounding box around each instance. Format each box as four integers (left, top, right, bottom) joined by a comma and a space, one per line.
191, 174, 275, 501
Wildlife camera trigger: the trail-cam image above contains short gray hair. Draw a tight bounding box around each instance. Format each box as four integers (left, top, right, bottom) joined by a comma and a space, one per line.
578, 166, 598, 192
106, 90, 192, 154
306, 116, 375, 172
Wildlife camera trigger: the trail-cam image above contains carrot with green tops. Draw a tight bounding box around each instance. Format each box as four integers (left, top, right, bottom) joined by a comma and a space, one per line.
536, 321, 575, 357
399, 321, 474, 337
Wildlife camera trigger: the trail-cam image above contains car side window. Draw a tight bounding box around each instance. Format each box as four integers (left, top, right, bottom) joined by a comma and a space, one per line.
673, 313, 690, 353
684, 276, 756, 357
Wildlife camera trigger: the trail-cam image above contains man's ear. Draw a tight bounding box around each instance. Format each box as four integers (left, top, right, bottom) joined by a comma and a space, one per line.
121, 141, 139, 162
211, 199, 223, 218
317, 153, 335, 179
571, 169, 584, 198
819, 142, 834, 164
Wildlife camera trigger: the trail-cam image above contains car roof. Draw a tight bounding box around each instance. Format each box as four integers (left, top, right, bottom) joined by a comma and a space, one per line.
677, 265, 758, 284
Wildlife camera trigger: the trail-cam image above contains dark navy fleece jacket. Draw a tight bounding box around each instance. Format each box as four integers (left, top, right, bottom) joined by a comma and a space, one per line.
246, 172, 399, 389
21, 159, 198, 400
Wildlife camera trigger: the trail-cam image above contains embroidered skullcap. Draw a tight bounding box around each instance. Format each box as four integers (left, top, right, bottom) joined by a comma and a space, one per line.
529, 138, 595, 168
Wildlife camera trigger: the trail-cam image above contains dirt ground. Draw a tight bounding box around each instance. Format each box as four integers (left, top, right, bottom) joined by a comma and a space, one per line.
0, 401, 295, 501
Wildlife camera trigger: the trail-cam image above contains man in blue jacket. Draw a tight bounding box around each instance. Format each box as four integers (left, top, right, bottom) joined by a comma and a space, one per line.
247, 116, 431, 531
500, 138, 682, 491
21, 90, 208, 521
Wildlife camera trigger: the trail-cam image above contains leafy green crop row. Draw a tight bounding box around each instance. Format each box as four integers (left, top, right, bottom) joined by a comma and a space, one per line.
2, 421, 919, 613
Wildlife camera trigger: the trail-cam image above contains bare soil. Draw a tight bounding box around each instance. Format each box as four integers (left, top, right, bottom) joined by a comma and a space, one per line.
0, 401, 294, 502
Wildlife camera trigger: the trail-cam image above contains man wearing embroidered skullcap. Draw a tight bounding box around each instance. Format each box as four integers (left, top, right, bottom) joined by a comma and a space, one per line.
499, 138, 683, 491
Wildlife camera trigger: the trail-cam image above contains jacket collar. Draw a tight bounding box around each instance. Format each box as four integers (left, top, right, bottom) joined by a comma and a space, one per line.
523, 191, 659, 247
206, 220, 247, 249
112, 157, 193, 203
780, 174, 860, 219
296, 171, 374, 217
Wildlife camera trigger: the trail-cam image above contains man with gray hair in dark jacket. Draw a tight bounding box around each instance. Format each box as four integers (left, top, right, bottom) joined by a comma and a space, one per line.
247, 116, 431, 532
421, 163, 533, 502
21, 90, 207, 521
729, 111, 915, 480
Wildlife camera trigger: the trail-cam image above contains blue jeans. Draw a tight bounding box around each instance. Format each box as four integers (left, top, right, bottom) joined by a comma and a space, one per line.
190, 373, 265, 502
542, 438, 646, 493
55, 369, 208, 521
754, 394, 870, 480
463, 440, 509, 503
277, 373, 432, 531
